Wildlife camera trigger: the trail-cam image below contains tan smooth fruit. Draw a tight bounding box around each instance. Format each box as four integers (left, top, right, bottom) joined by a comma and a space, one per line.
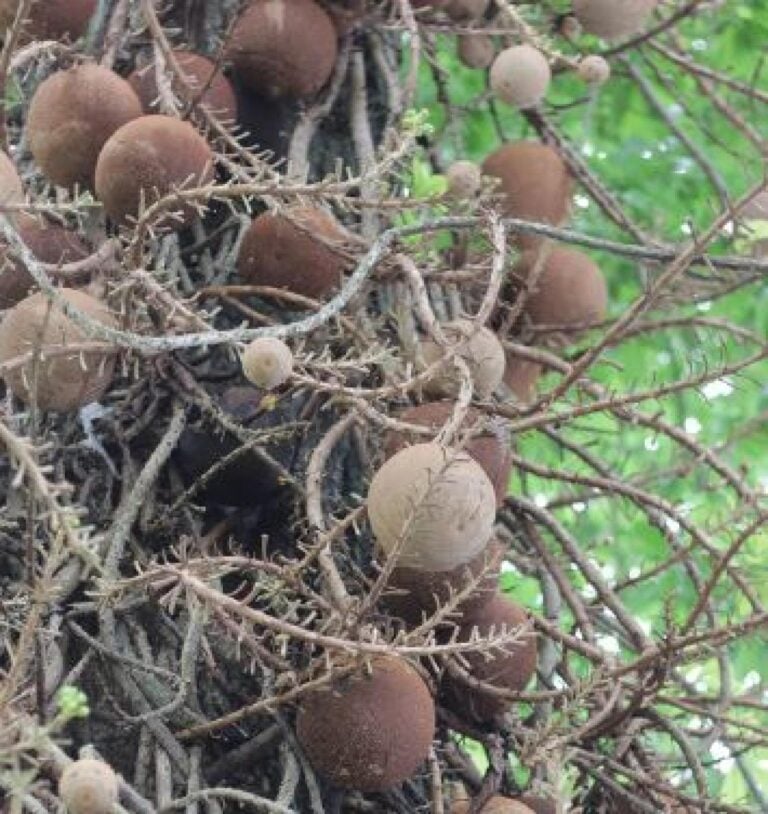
0, 214, 89, 308
27, 64, 142, 190
452, 796, 536, 814
512, 246, 607, 329
458, 34, 495, 70
297, 656, 435, 792
577, 54, 611, 84
482, 142, 572, 249
0, 288, 116, 411
0, 0, 96, 40
441, 593, 537, 721
95, 115, 214, 227
237, 206, 349, 300
490, 45, 551, 110
572, 0, 658, 41
241, 337, 293, 390
367, 442, 497, 572
420, 319, 506, 400
128, 50, 237, 121
445, 0, 488, 21
0, 148, 22, 207
59, 758, 118, 814
446, 160, 482, 199
226, 0, 338, 99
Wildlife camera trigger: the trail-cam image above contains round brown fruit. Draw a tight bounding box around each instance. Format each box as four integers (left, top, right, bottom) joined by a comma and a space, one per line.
0, 0, 96, 41
367, 442, 497, 572
458, 34, 495, 70
446, 160, 482, 199
128, 50, 237, 121
0, 148, 22, 207
572, 0, 658, 41
0, 214, 89, 308
490, 45, 550, 110
27, 64, 142, 190
237, 206, 348, 300
95, 115, 214, 228
502, 353, 541, 403
511, 246, 607, 330
445, 0, 488, 21
452, 796, 536, 814
59, 758, 119, 814
441, 593, 537, 721
482, 142, 572, 248
226, 0, 338, 100
241, 337, 293, 390
385, 401, 512, 507
382, 537, 504, 626
419, 319, 506, 400
577, 54, 611, 84
0, 288, 117, 411
515, 795, 559, 814
296, 656, 435, 792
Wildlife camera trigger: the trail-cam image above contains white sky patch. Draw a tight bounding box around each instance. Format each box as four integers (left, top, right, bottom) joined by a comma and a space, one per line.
582, 142, 595, 157
657, 350, 672, 364
500, 560, 517, 574
743, 670, 761, 690
573, 502, 586, 513
710, 741, 734, 774
645, 436, 661, 452
702, 378, 733, 399
692, 38, 709, 51
685, 416, 702, 435
574, 194, 590, 210
681, 222, 693, 235
675, 158, 693, 176
581, 584, 597, 600
642, 150, 654, 160
534, 493, 548, 508
638, 618, 652, 637
628, 566, 642, 579
665, 515, 681, 534
697, 300, 713, 312
596, 634, 621, 655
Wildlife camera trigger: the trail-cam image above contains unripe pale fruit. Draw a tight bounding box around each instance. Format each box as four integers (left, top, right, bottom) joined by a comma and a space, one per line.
241, 337, 293, 390
419, 319, 506, 400
0, 288, 117, 411
451, 796, 536, 814
482, 142, 572, 249
297, 656, 435, 792
511, 246, 607, 330
367, 442, 496, 572
577, 54, 611, 84
441, 593, 537, 721
0, 0, 96, 41
445, 0, 488, 21
0, 214, 89, 308
457, 34, 495, 70
572, 0, 658, 41
95, 115, 214, 228
490, 45, 551, 110
237, 206, 349, 300
446, 160, 482, 199
0, 148, 22, 207
27, 64, 142, 190
226, 0, 338, 99
128, 50, 237, 121
59, 758, 118, 814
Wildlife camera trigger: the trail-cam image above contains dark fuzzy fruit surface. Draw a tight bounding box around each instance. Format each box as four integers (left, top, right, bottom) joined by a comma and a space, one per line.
237, 206, 348, 300
128, 50, 237, 121
441, 593, 537, 722
296, 656, 435, 792
0, 288, 116, 411
94, 115, 214, 227
482, 142, 572, 249
27, 64, 142, 190
0, 0, 96, 40
226, 0, 338, 100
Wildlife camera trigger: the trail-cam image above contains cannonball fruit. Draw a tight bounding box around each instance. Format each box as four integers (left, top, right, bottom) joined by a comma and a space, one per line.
419, 319, 506, 400
577, 55, 611, 84
458, 34, 496, 70
0, 148, 22, 207
502, 354, 541, 403
0, 214, 89, 308
515, 796, 559, 814
226, 0, 338, 100
95, 115, 214, 227
452, 796, 536, 814
482, 142, 572, 248
0, 288, 116, 411
441, 593, 537, 721
0, 0, 96, 41
27, 64, 142, 190
241, 337, 293, 390
490, 45, 551, 110
128, 50, 237, 121
385, 401, 512, 506
59, 758, 118, 814
237, 206, 348, 300
367, 442, 496, 572
297, 656, 435, 792
512, 246, 607, 330
572, 0, 658, 41
446, 160, 482, 199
